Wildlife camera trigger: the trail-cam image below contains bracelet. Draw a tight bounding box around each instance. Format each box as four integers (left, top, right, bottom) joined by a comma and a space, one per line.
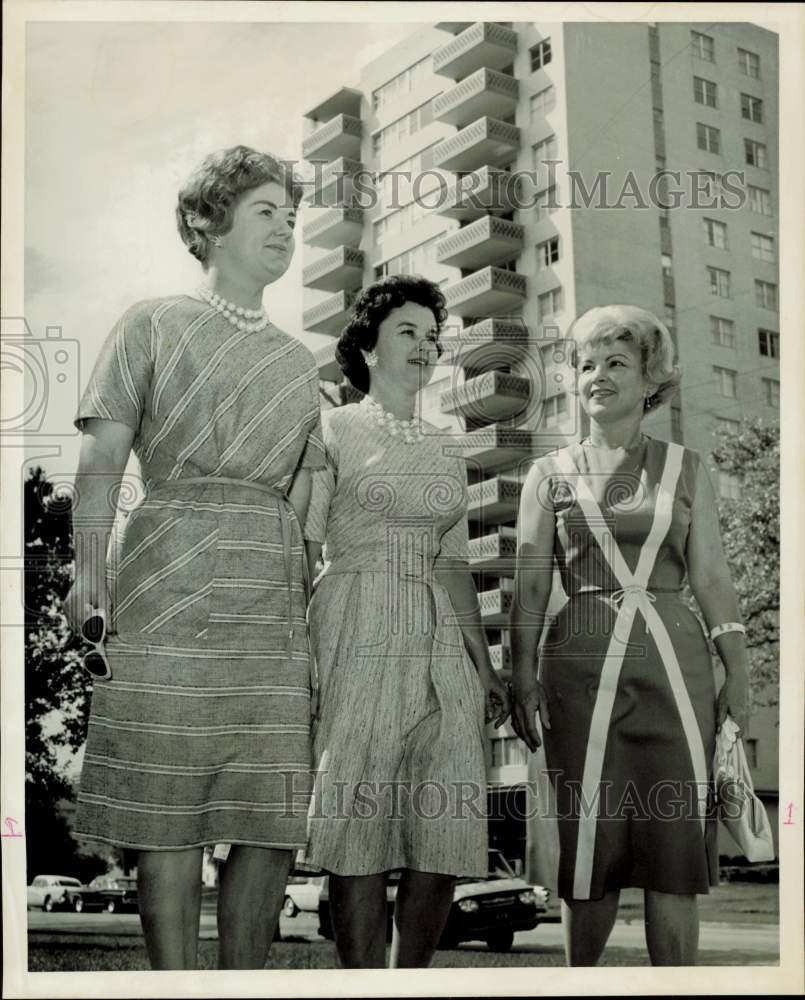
709, 622, 746, 641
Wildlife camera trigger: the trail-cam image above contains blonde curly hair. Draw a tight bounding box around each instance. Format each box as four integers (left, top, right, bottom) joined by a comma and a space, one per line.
568, 304, 681, 411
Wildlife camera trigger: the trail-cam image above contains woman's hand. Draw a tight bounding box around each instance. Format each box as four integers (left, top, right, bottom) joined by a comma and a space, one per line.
479, 668, 511, 728
511, 675, 551, 753
716, 664, 749, 735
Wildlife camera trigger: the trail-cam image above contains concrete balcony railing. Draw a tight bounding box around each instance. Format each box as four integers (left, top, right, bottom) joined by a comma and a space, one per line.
488, 642, 513, 674
435, 166, 522, 221
435, 21, 473, 34
303, 114, 362, 162
433, 22, 518, 80
304, 86, 362, 123
458, 422, 535, 473
479, 579, 514, 625
313, 339, 342, 382
436, 215, 524, 270
303, 246, 365, 293
467, 476, 523, 523
302, 207, 364, 250
433, 116, 520, 173
440, 370, 530, 422
442, 265, 527, 318
302, 289, 358, 336
468, 528, 517, 572
309, 157, 364, 209
442, 317, 530, 369
432, 68, 519, 129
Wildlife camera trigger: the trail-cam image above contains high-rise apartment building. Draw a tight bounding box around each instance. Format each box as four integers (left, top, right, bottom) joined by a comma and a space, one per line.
300, 21, 780, 872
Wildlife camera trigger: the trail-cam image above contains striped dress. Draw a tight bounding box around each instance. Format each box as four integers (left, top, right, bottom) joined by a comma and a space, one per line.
73, 295, 325, 852
532, 437, 719, 900
299, 399, 489, 878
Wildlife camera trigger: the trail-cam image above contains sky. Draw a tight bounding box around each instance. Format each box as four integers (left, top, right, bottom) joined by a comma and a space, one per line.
23, 19, 420, 479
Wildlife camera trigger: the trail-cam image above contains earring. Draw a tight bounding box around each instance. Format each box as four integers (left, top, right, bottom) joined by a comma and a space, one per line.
210, 235, 222, 248
364, 350, 378, 369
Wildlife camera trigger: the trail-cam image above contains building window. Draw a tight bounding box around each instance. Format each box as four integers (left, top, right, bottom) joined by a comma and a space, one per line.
691, 30, 715, 62
718, 471, 743, 500
710, 316, 735, 347
738, 48, 760, 79
758, 329, 779, 359
714, 366, 737, 398
745, 738, 758, 768
538, 287, 563, 322
763, 378, 780, 407
717, 417, 740, 434
372, 100, 433, 158
755, 280, 778, 311
536, 237, 560, 269
751, 232, 775, 263
661, 254, 673, 278
490, 735, 529, 768
745, 139, 768, 168
530, 85, 556, 122
697, 123, 721, 154
693, 76, 718, 108
374, 236, 441, 280
532, 134, 558, 169
741, 93, 764, 123
543, 393, 567, 428
703, 217, 728, 249
707, 266, 731, 298
534, 186, 559, 221
372, 55, 431, 111
530, 38, 552, 72
748, 185, 772, 216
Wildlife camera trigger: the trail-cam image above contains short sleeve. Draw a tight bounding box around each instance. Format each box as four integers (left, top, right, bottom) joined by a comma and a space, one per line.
74, 302, 154, 434
298, 409, 326, 471
303, 412, 338, 543
436, 463, 470, 564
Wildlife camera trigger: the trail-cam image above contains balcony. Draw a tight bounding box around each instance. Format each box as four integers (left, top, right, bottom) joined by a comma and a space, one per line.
435, 166, 521, 221
433, 117, 520, 172
436, 216, 523, 270
303, 114, 362, 162
302, 289, 358, 336
433, 68, 518, 129
479, 579, 514, 626
309, 157, 364, 209
433, 22, 518, 80
304, 86, 362, 123
440, 370, 530, 422
468, 528, 517, 572
303, 246, 365, 292
458, 422, 535, 473
488, 642, 512, 674
303, 206, 364, 250
442, 317, 530, 370
467, 476, 522, 523
313, 339, 341, 382
442, 266, 527, 318
435, 22, 473, 34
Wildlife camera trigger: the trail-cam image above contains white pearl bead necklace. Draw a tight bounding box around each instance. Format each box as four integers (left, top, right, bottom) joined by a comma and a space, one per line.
197, 287, 270, 334
363, 395, 425, 445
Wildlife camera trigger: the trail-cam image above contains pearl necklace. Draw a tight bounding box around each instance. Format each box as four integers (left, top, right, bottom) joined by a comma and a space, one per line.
363, 395, 425, 445
197, 287, 270, 334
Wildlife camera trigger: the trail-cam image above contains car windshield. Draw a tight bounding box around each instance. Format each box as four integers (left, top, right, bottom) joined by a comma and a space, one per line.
59, 879, 82, 887
455, 852, 518, 883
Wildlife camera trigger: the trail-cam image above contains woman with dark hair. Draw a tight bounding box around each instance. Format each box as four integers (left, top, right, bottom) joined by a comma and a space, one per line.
510, 304, 750, 966
301, 275, 510, 968
64, 146, 325, 969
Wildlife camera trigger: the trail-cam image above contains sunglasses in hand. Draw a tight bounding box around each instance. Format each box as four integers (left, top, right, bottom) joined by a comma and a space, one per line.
81, 609, 112, 680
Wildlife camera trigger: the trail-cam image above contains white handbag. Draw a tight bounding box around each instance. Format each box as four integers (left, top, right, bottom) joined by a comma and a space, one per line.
714, 716, 776, 863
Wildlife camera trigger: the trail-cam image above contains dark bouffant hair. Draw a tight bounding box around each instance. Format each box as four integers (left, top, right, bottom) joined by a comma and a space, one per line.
336, 275, 448, 394
176, 145, 303, 267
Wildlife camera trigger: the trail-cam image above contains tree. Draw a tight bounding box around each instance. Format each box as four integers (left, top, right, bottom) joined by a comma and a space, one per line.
710, 418, 779, 705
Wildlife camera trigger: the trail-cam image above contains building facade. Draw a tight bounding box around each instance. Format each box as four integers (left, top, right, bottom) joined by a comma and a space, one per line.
300, 20, 780, 872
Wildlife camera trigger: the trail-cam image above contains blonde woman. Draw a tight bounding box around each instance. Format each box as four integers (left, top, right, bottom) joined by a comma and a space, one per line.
510, 305, 749, 966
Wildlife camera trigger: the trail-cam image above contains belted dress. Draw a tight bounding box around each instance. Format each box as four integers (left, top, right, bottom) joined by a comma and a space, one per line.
300, 399, 489, 877
72, 296, 325, 851
535, 436, 719, 900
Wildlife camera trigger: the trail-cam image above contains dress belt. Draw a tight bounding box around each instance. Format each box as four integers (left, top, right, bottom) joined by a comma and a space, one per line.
146, 476, 305, 660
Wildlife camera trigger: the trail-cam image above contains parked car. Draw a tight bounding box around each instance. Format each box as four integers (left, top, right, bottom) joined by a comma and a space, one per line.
87, 875, 139, 913
282, 875, 325, 918
26, 875, 109, 913
318, 850, 549, 952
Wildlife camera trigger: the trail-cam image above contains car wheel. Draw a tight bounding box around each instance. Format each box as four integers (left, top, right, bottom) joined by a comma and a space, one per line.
485, 929, 514, 952
106, 900, 116, 914
283, 896, 297, 918
72, 896, 84, 914
43, 897, 53, 913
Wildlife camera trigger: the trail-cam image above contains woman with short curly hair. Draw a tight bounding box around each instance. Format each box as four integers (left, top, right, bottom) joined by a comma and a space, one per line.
510, 304, 750, 966
65, 145, 323, 969
301, 275, 510, 968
